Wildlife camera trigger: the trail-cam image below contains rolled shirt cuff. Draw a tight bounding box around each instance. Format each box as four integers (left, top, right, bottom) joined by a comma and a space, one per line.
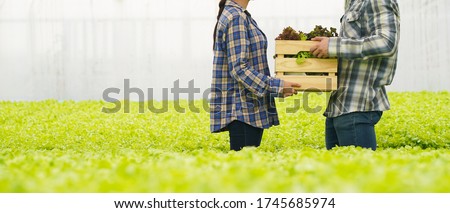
268, 77, 284, 98
328, 37, 341, 58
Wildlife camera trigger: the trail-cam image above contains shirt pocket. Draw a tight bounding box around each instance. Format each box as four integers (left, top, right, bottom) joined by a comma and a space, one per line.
342, 1, 366, 39
342, 11, 363, 39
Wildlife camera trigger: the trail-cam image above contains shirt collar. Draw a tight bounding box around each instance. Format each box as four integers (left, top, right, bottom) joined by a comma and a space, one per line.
226, 0, 251, 16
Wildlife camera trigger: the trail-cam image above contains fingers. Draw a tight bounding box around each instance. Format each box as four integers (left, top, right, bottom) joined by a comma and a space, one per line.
286, 82, 301, 89
282, 87, 298, 98
311, 47, 328, 58
310, 44, 323, 58
317, 52, 325, 58
312, 48, 321, 57
310, 37, 329, 58
285, 88, 295, 94
283, 92, 295, 98
289, 88, 298, 95
285, 94, 295, 98
282, 81, 301, 98
310, 45, 318, 55
292, 83, 301, 88
318, 51, 329, 58
282, 89, 291, 98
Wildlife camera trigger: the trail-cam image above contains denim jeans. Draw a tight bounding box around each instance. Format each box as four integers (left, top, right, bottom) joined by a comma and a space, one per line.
326, 111, 383, 151
227, 121, 264, 151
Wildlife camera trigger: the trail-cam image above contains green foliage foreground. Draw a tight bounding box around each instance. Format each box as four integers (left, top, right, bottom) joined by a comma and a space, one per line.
0, 92, 449, 192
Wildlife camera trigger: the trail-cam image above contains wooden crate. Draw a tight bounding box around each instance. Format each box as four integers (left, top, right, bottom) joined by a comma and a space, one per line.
275, 40, 338, 91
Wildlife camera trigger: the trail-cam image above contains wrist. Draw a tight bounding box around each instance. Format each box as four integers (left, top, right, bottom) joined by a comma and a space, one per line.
328, 37, 340, 58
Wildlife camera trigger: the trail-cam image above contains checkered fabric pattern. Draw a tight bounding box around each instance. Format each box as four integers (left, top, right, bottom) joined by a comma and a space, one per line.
325, 0, 401, 118
210, 0, 284, 133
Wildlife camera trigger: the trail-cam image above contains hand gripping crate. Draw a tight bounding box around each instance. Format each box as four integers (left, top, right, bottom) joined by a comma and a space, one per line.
275, 40, 338, 92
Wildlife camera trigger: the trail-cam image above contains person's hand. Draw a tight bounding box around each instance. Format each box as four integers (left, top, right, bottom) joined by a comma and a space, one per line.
282, 81, 301, 98
310, 37, 330, 58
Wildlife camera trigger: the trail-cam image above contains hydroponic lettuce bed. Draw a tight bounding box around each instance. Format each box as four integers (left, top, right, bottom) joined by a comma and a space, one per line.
0, 92, 449, 192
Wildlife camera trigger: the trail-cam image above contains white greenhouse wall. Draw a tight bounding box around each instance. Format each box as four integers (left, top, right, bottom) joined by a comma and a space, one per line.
0, 0, 449, 101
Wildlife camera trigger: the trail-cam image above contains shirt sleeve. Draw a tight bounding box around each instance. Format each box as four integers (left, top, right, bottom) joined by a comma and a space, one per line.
328, 0, 400, 60
226, 13, 284, 98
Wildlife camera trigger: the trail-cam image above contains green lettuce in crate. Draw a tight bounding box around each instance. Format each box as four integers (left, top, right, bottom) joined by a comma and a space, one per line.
296, 51, 314, 64
276, 25, 338, 64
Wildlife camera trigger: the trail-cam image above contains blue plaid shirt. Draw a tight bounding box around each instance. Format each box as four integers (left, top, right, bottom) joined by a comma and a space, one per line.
210, 1, 284, 133
325, 0, 400, 118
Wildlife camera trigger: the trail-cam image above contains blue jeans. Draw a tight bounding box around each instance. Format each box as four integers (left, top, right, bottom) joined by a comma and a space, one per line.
326, 111, 383, 151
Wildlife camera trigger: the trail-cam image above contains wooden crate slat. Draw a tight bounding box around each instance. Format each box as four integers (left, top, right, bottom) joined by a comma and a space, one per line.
275, 40, 318, 54
274, 40, 338, 91
276, 58, 338, 73
275, 76, 338, 91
